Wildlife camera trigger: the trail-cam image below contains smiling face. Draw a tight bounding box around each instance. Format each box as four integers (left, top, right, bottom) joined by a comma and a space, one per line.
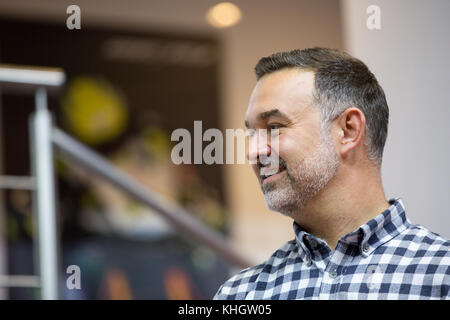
245, 68, 340, 218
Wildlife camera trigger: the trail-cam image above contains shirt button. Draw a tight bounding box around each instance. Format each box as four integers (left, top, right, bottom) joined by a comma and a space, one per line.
363, 243, 370, 253
310, 239, 318, 247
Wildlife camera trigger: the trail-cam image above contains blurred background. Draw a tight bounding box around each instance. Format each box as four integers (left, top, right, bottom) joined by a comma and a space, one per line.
0, 0, 449, 299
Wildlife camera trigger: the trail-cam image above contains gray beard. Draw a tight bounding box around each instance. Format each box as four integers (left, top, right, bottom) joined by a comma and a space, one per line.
262, 128, 340, 218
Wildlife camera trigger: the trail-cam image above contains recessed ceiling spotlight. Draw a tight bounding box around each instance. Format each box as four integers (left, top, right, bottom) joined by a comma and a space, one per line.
206, 2, 242, 28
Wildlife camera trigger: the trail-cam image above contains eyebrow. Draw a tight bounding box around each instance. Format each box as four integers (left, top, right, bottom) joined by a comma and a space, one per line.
245, 108, 289, 128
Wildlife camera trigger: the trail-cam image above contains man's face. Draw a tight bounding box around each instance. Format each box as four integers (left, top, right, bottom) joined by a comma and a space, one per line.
245, 68, 340, 218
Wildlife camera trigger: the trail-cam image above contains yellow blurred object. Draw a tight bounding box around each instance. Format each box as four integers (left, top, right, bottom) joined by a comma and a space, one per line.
61, 76, 128, 145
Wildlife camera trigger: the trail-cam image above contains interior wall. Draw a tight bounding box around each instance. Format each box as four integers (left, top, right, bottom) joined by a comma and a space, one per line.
341, 0, 450, 239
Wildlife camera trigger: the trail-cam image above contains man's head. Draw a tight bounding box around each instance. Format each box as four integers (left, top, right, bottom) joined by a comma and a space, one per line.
245, 47, 389, 218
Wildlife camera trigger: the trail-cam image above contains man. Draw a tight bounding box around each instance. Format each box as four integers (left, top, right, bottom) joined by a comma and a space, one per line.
214, 48, 449, 299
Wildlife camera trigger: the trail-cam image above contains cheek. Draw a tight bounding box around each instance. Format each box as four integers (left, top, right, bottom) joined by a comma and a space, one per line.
274, 138, 300, 168
276, 132, 319, 163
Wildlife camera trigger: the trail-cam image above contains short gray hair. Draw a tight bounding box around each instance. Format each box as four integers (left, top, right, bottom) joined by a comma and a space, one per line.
254, 47, 389, 167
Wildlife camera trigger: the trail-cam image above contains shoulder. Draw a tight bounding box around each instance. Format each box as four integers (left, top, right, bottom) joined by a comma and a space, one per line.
387, 224, 450, 279
213, 239, 298, 300
386, 225, 450, 297
394, 223, 450, 255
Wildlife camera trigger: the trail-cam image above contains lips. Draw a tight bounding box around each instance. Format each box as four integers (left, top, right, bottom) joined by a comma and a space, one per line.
260, 162, 287, 183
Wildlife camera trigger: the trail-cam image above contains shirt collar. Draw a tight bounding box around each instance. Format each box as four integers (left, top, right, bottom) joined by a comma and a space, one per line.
293, 198, 411, 260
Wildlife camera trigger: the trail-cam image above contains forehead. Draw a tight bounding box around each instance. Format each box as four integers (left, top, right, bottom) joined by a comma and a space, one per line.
245, 68, 316, 123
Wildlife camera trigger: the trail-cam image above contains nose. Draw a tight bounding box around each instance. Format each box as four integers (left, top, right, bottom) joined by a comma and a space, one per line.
247, 130, 271, 164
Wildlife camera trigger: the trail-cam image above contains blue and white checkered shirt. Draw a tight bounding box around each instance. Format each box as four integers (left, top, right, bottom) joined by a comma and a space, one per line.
214, 199, 450, 299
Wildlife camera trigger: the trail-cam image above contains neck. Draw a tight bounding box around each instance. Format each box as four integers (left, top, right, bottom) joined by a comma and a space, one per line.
294, 164, 390, 250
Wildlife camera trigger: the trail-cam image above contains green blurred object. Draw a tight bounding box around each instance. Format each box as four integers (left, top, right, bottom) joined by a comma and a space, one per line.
142, 126, 171, 158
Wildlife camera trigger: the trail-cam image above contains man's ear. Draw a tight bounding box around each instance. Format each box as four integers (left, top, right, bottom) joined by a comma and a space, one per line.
334, 108, 366, 161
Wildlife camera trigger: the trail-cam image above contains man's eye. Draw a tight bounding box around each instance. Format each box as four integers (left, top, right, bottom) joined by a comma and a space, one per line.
268, 124, 282, 130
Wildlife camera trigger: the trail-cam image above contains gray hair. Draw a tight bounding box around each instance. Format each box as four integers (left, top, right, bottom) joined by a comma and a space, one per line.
254, 47, 389, 167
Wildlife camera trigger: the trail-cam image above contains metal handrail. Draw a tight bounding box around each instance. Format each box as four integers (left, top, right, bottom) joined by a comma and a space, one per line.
0, 275, 40, 288
0, 176, 35, 190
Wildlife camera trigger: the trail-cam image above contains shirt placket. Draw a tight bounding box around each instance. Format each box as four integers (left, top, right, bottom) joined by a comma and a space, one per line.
318, 242, 352, 300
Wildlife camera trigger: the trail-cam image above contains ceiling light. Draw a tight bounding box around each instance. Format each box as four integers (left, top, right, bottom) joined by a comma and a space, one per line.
206, 2, 242, 28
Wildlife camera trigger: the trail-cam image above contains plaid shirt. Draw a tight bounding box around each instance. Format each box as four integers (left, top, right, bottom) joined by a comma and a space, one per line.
214, 199, 450, 299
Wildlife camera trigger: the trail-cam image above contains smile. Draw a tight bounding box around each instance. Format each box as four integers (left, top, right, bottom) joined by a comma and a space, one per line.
260, 164, 287, 184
